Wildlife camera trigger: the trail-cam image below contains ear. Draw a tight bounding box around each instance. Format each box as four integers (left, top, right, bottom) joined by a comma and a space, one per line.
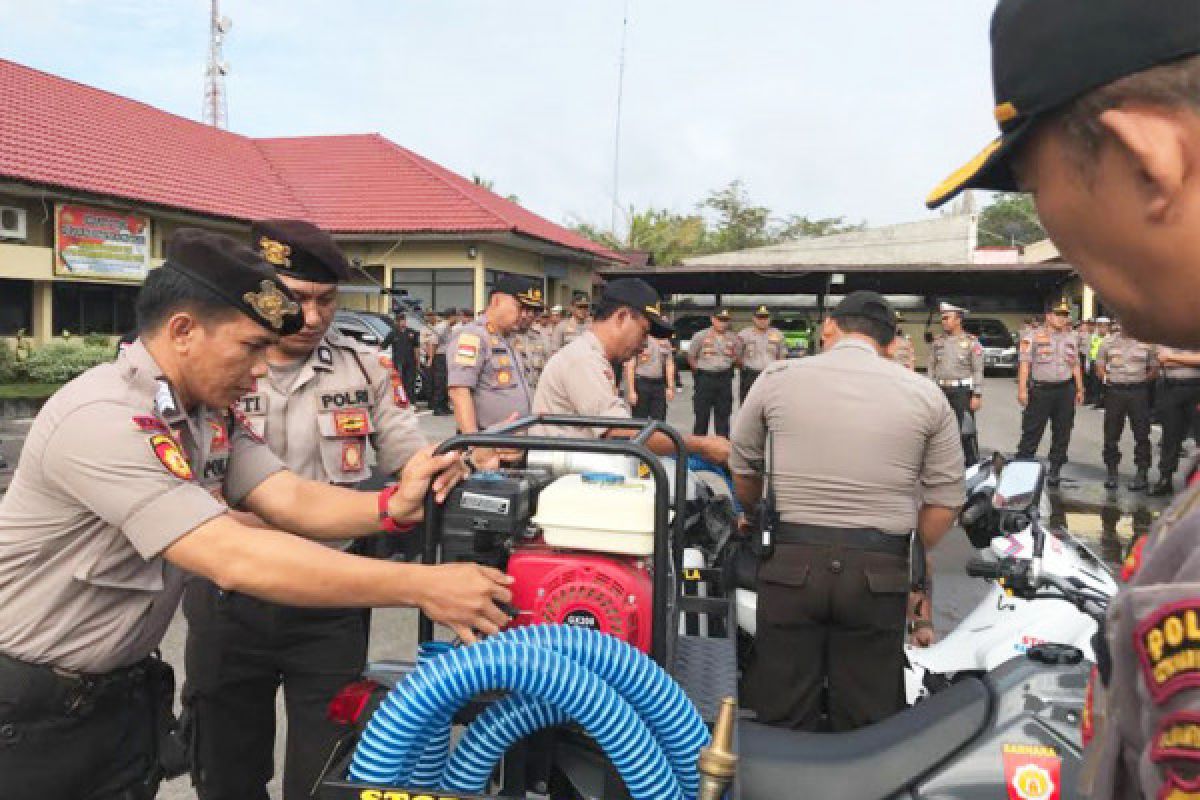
163, 312, 199, 351
1098, 106, 1190, 222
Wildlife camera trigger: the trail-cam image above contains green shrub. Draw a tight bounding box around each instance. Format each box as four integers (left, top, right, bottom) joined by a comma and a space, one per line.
83, 333, 112, 348
23, 341, 112, 384
0, 339, 18, 383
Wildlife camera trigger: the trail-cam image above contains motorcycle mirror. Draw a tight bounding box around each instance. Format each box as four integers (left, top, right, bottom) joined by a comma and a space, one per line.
993, 460, 1043, 514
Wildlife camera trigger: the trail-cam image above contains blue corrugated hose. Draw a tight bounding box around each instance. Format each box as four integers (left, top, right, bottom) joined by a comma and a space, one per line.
349, 625, 708, 800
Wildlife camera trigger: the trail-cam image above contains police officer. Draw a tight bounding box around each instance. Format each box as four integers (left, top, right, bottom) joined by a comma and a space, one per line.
430, 308, 455, 415
927, 302, 984, 461
737, 306, 786, 402
0, 229, 511, 800
1015, 301, 1083, 487
447, 276, 541, 433
183, 220, 428, 800
1095, 324, 1158, 491
624, 335, 676, 421
1086, 317, 1112, 406
888, 316, 916, 370
925, 3, 1200, 795
731, 292, 963, 731
550, 295, 591, 353
391, 309, 422, 403
688, 309, 740, 436
531, 279, 729, 466
1149, 346, 1200, 496
510, 287, 549, 389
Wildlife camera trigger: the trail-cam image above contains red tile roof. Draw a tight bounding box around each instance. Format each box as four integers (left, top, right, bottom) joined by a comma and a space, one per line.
0, 59, 621, 262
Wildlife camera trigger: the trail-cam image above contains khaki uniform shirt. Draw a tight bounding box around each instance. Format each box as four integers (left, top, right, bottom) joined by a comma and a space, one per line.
928, 331, 984, 389
447, 314, 532, 430
531, 331, 630, 439
633, 337, 672, 380
1019, 328, 1079, 383
511, 328, 550, 389
0, 341, 283, 672
738, 326, 787, 371
1157, 345, 1200, 381
551, 317, 590, 353
238, 330, 425, 486
690, 327, 741, 372
1083, 487, 1200, 800
890, 335, 916, 370
1096, 333, 1158, 385
731, 338, 964, 533
1077, 330, 1093, 363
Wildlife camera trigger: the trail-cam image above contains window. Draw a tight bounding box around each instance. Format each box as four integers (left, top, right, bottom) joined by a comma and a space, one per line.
52, 283, 139, 335
391, 268, 474, 313
0, 279, 33, 334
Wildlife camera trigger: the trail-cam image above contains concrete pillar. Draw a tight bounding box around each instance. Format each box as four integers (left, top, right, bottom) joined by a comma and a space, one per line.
32, 281, 53, 344
1082, 285, 1096, 320
473, 263, 485, 313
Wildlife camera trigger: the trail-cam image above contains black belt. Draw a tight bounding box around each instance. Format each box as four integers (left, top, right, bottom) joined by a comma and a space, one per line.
1164, 377, 1200, 387
698, 369, 733, 377
774, 522, 910, 556
1107, 381, 1151, 390
0, 650, 153, 716
1032, 379, 1074, 388
635, 376, 665, 385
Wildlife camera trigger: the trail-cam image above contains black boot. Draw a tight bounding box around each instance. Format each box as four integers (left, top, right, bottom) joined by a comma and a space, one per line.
1149, 471, 1175, 497
1129, 468, 1149, 492
1104, 467, 1119, 490
1047, 463, 1062, 487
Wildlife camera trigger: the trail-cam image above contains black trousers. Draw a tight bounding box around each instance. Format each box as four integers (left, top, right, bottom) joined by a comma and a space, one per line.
1103, 383, 1153, 469
184, 581, 368, 800
1157, 380, 1200, 474
1016, 381, 1076, 467
632, 377, 667, 421
431, 353, 450, 411
693, 369, 733, 436
739, 368, 762, 403
941, 386, 978, 465
744, 532, 909, 732
0, 653, 160, 800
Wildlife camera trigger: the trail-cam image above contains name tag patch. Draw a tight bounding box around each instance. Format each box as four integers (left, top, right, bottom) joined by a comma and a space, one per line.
320, 388, 371, 411
209, 420, 229, 452
1136, 601, 1200, 704
240, 393, 265, 415
203, 457, 228, 481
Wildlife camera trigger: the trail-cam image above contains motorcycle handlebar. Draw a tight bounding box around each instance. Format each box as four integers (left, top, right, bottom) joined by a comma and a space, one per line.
966, 557, 1110, 621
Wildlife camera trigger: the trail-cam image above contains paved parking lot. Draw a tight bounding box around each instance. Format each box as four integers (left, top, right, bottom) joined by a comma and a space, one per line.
0, 373, 1177, 799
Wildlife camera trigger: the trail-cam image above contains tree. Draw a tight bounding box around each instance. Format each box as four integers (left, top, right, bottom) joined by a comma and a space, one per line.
772, 214, 866, 241
699, 180, 773, 252
471, 173, 520, 205
977, 192, 1045, 247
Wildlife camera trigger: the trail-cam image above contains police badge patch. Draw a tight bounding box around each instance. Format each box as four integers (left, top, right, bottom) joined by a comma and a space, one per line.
1135, 601, 1200, 704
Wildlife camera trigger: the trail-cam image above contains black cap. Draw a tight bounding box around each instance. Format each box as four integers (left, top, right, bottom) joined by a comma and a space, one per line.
600, 278, 673, 337
572, 295, 591, 308
251, 219, 351, 284
927, 0, 1200, 208
831, 291, 896, 329
163, 229, 304, 335
493, 275, 545, 308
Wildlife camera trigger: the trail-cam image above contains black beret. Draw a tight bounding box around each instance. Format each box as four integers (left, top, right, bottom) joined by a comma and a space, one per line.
831, 291, 896, 329
251, 219, 351, 284
163, 229, 304, 335
600, 278, 673, 337
493, 274, 544, 308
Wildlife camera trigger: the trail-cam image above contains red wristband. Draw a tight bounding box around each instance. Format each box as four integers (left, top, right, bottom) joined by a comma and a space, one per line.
378, 484, 416, 534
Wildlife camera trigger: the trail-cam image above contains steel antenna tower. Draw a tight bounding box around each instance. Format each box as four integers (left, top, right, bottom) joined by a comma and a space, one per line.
610, 0, 630, 240
202, 1, 232, 128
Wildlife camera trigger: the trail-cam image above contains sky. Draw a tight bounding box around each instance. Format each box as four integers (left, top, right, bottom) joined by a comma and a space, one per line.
2, 0, 1002, 236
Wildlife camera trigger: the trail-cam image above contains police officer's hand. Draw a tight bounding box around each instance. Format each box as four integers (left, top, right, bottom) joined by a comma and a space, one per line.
969, 395, 982, 413
1075, 388, 1085, 406
666, 386, 676, 401
628, 390, 638, 407
695, 436, 731, 466
1017, 387, 1029, 408
391, 446, 469, 519
417, 563, 514, 643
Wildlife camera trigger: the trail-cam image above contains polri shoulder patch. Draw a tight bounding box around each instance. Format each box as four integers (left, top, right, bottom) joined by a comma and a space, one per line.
1152, 711, 1200, 764
149, 433, 193, 481
1135, 600, 1200, 704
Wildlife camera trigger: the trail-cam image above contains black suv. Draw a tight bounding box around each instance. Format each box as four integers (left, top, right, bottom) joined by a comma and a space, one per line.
962, 317, 1018, 375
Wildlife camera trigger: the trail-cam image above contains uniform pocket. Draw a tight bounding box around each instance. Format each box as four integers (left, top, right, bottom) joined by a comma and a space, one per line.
757, 563, 813, 629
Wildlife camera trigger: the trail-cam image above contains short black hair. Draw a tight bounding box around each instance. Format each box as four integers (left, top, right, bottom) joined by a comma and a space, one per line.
593, 298, 630, 324
833, 314, 895, 347
136, 266, 241, 333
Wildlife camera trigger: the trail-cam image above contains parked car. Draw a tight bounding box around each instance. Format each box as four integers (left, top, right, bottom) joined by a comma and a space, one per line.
963, 317, 1018, 375
775, 316, 814, 357
333, 309, 433, 403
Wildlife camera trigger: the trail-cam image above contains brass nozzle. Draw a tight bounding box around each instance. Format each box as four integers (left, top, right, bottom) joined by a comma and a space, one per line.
698, 697, 739, 781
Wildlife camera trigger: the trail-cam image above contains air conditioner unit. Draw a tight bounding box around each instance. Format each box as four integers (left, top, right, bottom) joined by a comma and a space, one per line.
0, 207, 27, 241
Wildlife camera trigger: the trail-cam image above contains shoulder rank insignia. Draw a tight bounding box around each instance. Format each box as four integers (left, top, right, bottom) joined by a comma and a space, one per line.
149, 433, 193, 481
243, 280, 300, 331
